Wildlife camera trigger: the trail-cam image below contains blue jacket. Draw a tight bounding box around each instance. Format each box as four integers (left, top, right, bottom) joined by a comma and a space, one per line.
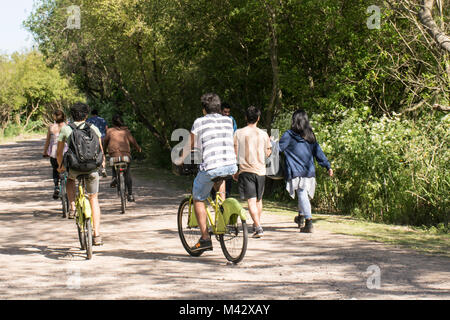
279, 130, 331, 180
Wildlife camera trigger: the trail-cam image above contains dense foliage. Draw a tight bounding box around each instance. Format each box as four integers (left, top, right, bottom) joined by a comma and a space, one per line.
21, 0, 450, 227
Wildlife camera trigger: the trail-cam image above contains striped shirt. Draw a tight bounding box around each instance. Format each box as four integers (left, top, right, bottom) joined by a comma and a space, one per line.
191, 113, 237, 171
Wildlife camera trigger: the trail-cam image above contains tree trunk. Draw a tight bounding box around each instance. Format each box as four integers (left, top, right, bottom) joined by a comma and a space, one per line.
419, 0, 450, 53
264, 1, 282, 130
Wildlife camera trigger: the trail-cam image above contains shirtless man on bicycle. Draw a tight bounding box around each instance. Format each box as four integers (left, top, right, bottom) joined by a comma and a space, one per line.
175, 93, 237, 252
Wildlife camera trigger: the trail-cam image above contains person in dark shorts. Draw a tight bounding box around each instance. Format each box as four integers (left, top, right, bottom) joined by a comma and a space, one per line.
233, 106, 271, 238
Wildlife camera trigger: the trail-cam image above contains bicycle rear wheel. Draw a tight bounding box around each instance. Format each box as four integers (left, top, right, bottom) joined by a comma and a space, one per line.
177, 197, 203, 257
219, 216, 248, 264
84, 218, 93, 260
119, 172, 126, 214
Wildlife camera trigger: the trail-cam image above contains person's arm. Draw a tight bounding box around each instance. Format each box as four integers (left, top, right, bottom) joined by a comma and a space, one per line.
102, 130, 110, 154
174, 132, 194, 166
127, 130, 142, 153
99, 137, 106, 167
56, 141, 65, 172
278, 131, 290, 153
265, 134, 272, 158
233, 132, 239, 181
43, 127, 51, 157
312, 142, 333, 176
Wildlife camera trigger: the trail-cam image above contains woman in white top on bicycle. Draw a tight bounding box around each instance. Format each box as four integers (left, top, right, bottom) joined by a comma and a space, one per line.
43, 110, 67, 199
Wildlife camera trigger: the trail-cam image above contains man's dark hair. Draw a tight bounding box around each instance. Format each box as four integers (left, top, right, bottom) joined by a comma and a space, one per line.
245, 106, 261, 124
70, 102, 90, 122
201, 93, 221, 114
221, 102, 231, 111
91, 109, 99, 116
112, 114, 125, 127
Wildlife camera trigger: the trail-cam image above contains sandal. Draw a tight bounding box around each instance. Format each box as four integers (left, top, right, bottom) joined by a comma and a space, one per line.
93, 235, 103, 246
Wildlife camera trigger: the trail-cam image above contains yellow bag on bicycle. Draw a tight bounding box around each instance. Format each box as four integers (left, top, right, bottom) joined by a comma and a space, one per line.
221, 198, 247, 225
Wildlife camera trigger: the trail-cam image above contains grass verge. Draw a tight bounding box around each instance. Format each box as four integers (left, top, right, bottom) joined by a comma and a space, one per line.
263, 200, 450, 258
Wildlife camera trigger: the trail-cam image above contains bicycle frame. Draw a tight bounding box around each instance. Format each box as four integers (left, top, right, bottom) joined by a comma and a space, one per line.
188, 192, 227, 235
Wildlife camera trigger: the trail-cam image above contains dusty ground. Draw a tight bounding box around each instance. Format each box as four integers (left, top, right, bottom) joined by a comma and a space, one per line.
0, 138, 449, 300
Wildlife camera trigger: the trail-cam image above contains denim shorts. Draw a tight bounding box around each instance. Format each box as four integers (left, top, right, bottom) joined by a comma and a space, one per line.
192, 164, 238, 201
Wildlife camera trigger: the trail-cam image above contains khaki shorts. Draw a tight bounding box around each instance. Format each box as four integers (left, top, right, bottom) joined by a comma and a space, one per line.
68, 169, 99, 195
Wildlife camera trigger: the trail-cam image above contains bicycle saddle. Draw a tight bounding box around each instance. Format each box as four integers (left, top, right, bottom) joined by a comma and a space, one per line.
211, 175, 233, 183
77, 174, 91, 181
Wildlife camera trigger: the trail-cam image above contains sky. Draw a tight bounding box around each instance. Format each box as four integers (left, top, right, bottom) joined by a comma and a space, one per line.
0, 0, 37, 55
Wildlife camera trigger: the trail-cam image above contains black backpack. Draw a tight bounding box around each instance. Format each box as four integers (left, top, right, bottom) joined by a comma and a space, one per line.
64, 122, 103, 172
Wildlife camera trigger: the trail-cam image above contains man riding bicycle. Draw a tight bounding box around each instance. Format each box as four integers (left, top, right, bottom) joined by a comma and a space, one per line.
103, 114, 142, 202
175, 93, 237, 252
56, 102, 106, 246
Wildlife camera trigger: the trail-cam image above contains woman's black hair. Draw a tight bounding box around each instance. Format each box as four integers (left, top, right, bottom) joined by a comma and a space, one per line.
112, 114, 125, 127
53, 110, 66, 124
70, 102, 90, 122
291, 109, 316, 143
201, 93, 221, 114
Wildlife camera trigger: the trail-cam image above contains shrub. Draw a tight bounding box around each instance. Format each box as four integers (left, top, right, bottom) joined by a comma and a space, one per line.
272, 109, 449, 228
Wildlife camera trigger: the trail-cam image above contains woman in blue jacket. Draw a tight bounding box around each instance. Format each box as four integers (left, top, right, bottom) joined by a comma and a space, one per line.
279, 110, 333, 233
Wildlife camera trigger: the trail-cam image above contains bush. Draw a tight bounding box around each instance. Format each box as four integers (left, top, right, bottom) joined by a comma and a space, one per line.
272, 109, 449, 228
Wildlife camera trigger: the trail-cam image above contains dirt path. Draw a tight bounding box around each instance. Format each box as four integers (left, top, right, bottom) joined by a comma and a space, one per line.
0, 138, 449, 300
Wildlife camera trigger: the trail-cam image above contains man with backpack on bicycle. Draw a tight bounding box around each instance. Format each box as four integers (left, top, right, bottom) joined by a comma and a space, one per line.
175, 93, 238, 252
56, 102, 106, 246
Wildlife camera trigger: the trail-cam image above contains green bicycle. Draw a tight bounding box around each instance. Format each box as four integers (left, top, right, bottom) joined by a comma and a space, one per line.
177, 176, 248, 264
75, 175, 93, 260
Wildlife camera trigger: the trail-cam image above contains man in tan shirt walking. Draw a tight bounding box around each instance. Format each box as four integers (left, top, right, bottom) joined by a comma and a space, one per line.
233, 106, 272, 238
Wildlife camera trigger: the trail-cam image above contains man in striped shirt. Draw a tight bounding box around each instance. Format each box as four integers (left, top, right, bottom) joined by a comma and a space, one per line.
178, 93, 238, 252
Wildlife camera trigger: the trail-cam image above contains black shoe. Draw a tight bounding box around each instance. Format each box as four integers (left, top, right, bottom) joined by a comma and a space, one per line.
190, 238, 213, 252
53, 188, 60, 200
110, 179, 117, 188
294, 214, 305, 228
252, 226, 264, 238
300, 219, 314, 233
127, 194, 135, 202
68, 210, 75, 219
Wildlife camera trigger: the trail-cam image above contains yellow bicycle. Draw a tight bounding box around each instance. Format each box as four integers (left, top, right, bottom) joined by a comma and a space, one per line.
177, 176, 248, 264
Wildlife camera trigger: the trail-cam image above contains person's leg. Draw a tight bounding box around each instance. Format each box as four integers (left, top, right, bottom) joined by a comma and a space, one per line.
247, 197, 260, 227
50, 158, 59, 188
297, 188, 312, 219
88, 193, 101, 237
66, 178, 76, 216
85, 171, 102, 242
192, 170, 214, 241
297, 188, 313, 232
111, 166, 117, 187
225, 178, 232, 198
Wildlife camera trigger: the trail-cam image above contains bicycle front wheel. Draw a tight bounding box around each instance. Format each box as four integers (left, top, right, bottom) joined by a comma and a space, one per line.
84, 218, 93, 260
177, 197, 203, 257
219, 217, 248, 264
